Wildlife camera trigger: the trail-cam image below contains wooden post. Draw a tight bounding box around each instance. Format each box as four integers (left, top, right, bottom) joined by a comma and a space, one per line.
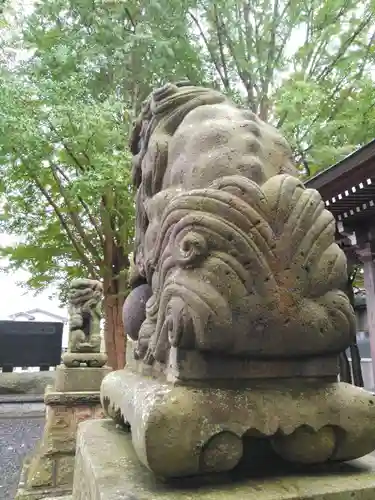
357, 240, 375, 390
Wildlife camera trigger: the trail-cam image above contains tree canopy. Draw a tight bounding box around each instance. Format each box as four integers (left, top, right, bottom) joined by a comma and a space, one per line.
0, 0, 374, 367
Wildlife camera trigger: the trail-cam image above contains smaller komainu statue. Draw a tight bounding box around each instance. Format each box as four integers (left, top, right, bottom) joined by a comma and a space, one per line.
63, 278, 107, 368
101, 83, 375, 480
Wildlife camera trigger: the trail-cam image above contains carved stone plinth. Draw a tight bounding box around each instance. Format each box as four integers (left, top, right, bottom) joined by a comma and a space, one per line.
55, 365, 111, 392
15, 389, 105, 500
72, 419, 375, 500
16, 364, 109, 499
62, 352, 107, 368
17, 365, 110, 499
126, 339, 339, 383
101, 369, 375, 479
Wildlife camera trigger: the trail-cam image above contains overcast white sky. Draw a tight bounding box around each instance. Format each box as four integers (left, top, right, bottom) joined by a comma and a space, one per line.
0, 270, 65, 319
0, 233, 66, 320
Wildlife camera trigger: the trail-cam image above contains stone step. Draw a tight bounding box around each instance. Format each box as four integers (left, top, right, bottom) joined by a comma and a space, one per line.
73, 418, 375, 500
44, 496, 72, 500
0, 394, 44, 404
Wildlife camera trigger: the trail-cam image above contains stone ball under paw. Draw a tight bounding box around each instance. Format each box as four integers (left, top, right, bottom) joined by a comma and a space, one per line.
201, 431, 243, 472
123, 284, 152, 341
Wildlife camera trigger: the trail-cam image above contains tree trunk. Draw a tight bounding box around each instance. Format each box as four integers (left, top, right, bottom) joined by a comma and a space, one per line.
100, 195, 129, 371
103, 288, 125, 370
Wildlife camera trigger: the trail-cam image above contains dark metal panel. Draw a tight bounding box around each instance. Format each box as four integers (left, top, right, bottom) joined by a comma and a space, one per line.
0, 321, 63, 368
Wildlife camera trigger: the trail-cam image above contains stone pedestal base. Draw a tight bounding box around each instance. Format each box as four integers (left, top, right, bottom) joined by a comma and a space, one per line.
55, 365, 111, 392
72, 419, 375, 500
101, 369, 375, 478
15, 389, 105, 500
62, 352, 107, 368
44, 497, 72, 500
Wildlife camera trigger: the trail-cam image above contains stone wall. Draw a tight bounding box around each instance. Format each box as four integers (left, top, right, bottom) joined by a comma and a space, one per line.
0, 372, 55, 395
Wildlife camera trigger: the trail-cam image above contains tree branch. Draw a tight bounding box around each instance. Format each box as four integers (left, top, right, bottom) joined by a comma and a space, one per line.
16, 156, 100, 278
241, 1, 257, 107
53, 163, 105, 246
213, 5, 230, 91
219, 14, 257, 111
273, 14, 293, 69
46, 119, 106, 246
49, 163, 104, 265
317, 15, 373, 82
188, 10, 228, 90
259, 0, 286, 120
47, 119, 87, 173
124, 6, 136, 32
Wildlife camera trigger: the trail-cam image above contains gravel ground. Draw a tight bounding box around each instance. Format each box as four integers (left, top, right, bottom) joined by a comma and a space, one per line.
0, 403, 45, 500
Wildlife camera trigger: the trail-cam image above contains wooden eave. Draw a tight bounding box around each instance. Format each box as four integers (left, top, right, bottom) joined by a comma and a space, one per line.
305, 140, 375, 229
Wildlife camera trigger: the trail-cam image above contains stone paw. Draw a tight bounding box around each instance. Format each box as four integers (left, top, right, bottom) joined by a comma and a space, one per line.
271, 425, 337, 464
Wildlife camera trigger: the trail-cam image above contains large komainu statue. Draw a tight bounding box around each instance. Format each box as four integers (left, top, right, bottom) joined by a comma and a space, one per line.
127, 82, 354, 368
101, 83, 375, 479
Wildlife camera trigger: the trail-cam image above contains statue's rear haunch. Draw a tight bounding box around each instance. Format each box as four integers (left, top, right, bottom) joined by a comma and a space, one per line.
101, 83, 375, 480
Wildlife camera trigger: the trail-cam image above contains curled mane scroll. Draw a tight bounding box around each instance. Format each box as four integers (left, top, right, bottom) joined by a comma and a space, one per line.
125, 82, 355, 376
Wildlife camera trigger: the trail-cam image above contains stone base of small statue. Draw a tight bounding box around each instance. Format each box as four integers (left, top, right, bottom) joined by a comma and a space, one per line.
55, 364, 111, 392
71, 418, 375, 500
62, 351, 108, 368
101, 344, 375, 479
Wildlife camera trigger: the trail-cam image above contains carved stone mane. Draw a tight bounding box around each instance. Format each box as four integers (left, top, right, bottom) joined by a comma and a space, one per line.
130, 82, 297, 283
127, 82, 355, 373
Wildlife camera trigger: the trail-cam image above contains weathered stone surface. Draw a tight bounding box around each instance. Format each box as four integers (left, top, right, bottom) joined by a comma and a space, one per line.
44, 391, 101, 406
126, 82, 355, 375
55, 365, 111, 392
102, 82, 374, 482
63, 279, 105, 368
16, 388, 105, 499
72, 419, 375, 500
101, 369, 375, 478
44, 433, 76, 456
27, 456, 54, 488
56, 456, 75, 486
122, 283, 152, 341
17, 484, 71, 500
62, 352, 107, 369
44, 497, 72, 500
125, 339, 339, 383
45, 406, 72, 435
16, 478, 71, 500
0, 371, 55, 395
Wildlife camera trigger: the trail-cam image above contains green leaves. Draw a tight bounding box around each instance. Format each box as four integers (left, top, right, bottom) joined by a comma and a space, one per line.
181, 0, 375, 170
